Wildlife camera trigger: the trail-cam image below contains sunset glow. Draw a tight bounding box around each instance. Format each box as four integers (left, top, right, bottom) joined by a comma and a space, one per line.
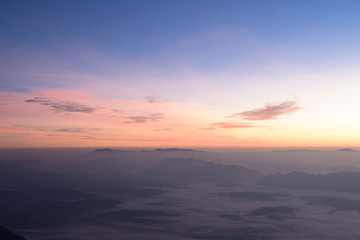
1, 1, 360, 148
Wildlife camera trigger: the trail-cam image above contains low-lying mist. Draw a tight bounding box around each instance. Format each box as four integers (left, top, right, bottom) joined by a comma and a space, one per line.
1, 147, 360, 240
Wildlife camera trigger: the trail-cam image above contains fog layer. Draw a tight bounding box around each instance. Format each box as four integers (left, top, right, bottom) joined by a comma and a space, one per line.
1, 148, 360, 239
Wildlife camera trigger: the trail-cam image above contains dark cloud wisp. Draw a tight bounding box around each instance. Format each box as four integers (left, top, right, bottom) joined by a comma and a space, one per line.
54, 127, 102, 133
25, 97, 97, 113
228, 101, 301, 121
123, 113, 163, 124
145, 96, 168, 104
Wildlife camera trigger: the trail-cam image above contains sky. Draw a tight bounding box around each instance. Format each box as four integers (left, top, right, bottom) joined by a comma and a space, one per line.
1, 0, 360, 148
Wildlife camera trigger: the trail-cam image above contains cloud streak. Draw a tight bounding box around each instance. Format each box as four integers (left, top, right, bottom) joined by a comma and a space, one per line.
54, 127, 102, 133
9, 124, 103, 134
46, 134, 117, 140
145, 96, 169, 104
123, 113, 164, 124
25, 97, 97, 113
203, 122, 258, 130
228, 101, 301, 121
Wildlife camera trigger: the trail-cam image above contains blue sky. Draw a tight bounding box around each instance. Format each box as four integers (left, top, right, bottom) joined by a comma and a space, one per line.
3, 0, 360, 57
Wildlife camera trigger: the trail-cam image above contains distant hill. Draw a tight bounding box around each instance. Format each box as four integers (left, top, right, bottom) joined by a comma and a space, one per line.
91, 148, 133, 153
0, 226, 26, 240
270, 150, 310, 153
154, 148, 198, 152
336, 148, 356, 152
258, 171, 360, 193
146, 158, 263, 184
90, 148, 198, 153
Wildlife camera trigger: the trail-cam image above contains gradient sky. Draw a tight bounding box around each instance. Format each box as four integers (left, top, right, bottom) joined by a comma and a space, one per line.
1, 0, 360, 148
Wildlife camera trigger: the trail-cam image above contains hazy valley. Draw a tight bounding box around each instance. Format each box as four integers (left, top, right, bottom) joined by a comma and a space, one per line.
1, 148, 360, 239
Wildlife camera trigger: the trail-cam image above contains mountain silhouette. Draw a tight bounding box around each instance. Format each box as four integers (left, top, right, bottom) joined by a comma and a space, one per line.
0, 225, 27, 240
336, 148, 356, 152
154, 148, 198, 152
91, 148, 133, 153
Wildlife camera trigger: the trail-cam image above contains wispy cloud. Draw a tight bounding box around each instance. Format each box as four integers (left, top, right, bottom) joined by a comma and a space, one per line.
10, 124, 102, 133
154, 128, 171, 131
228, 101, 301, 121
54, 127, 102, 133
46, 134, 117, 141
203, 122, 258, 130
144, 95, 169, 104
25, 97, 97, 113
123, 113, 164, 124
